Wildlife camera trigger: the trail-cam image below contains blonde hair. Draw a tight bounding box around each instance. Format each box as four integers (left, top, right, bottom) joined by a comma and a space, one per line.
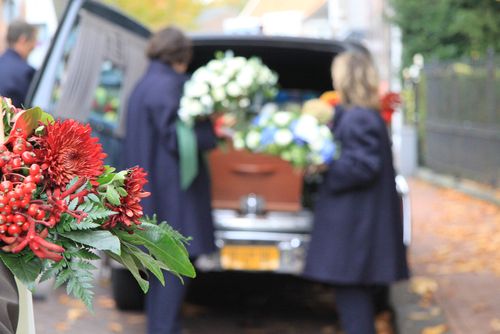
332, 51, 380, 110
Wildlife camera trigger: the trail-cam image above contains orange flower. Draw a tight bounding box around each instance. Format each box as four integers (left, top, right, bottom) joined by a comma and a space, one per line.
320, 90, 341, 107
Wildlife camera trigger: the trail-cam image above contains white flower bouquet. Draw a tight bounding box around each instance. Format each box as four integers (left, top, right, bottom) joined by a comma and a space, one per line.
178, 51, 278, 125
232, 104, 337, 168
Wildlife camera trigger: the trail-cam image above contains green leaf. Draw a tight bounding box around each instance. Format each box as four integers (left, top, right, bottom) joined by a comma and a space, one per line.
105, 186, 121, 206
68, 197, 79, 211
116, 187, 128, 197
0, 253, 42, 287
97, 166, 116, 185
107, 250, 149, 293
6, 107, 54, 143
112, 170, 128, 183
54, 268, 72, 288
39, 260, 65, 283
68, 219, 100, 231
115, 223, 195, 278
60, 230, 121, 255
158, 222, 191, 257
87, 193, 100, 202
63, 259, 96, 310
71, 248, 101, 261
123, 243, 165, 285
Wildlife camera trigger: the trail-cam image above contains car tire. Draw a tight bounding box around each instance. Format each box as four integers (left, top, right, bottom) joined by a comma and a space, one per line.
111, 267, 145, 311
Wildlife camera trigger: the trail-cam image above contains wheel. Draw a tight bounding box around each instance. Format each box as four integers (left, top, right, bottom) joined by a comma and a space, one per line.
110, 267, 145, 310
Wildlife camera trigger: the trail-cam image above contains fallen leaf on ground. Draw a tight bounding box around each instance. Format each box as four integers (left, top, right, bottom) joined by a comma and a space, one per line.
55, 322, 69, 332
421, 324, 448, 334
97, 296, 116, 309
320, 325, 336, 334
491, 318, 500, 331
375, 311, 395, 334
67, 307, 86, 321
58, 294, 86, 308
471, 302, 488, 313
126, 314, 146, 325
409, 311, 435, 321
410, 277, 438, 296
108, 322, 124, 333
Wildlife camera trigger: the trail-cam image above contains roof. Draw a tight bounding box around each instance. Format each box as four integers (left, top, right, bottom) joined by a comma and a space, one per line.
240, 0, 326, 18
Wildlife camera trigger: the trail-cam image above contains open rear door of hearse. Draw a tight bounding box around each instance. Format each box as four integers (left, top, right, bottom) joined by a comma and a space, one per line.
26, 0, 151, 167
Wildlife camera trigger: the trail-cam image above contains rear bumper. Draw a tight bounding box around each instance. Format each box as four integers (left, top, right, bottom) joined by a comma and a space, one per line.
195, 209, 313, 275
196, 230, 311, 275
197, 175, 412, 275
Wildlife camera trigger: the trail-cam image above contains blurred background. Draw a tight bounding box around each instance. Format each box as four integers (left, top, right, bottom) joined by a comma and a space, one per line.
0, 1, 498, 333
1, 0, 498, 185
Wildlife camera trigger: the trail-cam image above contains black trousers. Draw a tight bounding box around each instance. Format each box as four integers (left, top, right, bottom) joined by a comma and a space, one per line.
334, 285, 386, 334
146, 272, 191, 334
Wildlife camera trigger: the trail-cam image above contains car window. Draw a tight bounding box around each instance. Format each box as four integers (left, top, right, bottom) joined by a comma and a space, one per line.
88, 59, 125, 166
89, 60, 124, 134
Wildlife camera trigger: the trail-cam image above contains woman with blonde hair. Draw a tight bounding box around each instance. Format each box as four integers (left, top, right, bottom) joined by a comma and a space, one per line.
303, 50, 409, 334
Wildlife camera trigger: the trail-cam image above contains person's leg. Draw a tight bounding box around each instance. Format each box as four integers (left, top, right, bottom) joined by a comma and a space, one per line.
373, 284, 399, 334
146, 272, 190, 334
335, 285, 376, 334
373, 284, 392, 314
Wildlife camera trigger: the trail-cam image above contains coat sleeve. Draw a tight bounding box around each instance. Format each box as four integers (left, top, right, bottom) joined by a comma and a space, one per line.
325, 109, 383, 192
194, 118, 217, 151
146, 80, 183, 154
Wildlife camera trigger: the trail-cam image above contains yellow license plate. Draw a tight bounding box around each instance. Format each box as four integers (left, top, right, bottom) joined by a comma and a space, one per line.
220, 245, 280, 271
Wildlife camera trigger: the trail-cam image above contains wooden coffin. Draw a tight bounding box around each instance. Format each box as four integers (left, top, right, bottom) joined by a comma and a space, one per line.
208, 146, 303, 212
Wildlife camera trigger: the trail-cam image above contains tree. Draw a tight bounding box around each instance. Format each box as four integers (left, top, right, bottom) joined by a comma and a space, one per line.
103, 0, 245, 30
388, 0, 500, 67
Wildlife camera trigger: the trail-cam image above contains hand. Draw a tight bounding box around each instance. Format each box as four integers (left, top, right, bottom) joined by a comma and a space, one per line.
208, 110, 222, 123
305, 164, 328, 176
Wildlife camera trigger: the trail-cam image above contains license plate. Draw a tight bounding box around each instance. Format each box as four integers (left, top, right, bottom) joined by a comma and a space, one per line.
220, 245, 280, 271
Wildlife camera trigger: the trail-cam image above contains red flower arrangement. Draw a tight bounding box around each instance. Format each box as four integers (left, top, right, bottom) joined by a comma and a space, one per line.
380, 92, 401, 124
0, 98, 194, 309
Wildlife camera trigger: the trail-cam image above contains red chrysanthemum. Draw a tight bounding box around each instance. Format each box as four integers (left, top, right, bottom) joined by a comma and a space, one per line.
37, 119, 107, 187
103, 167, 151, 229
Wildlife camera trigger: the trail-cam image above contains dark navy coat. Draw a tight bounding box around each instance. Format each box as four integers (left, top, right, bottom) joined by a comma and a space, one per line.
304, 106, 409, 285
122, 60, 216, 257
0, 49, 35, 107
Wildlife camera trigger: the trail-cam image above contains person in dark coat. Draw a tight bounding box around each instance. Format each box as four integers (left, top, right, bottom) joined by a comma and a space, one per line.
121, 27, 217, 334
303, 51, 409, 334
0, 20, 37, 107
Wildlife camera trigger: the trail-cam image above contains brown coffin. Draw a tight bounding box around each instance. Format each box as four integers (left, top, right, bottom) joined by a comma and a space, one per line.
208, 146, 303, 212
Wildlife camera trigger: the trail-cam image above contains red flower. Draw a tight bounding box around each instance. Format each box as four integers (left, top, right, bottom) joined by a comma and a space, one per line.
380, 92, 401, 124
37, 119, 106, 187
103, 167, 151, 229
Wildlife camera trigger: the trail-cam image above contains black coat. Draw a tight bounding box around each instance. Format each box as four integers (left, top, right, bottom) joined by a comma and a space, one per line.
303, 106, 409, 285
122, 60, 216, 256
0, 49, 35, 107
